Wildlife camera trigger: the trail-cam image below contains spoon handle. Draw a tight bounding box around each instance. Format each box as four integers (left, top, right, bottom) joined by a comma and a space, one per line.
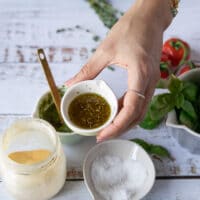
37, 48, 64, 123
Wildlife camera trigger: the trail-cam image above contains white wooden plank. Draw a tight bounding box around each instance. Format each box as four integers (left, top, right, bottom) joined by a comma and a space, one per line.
0, 181, 91, 200
0, 0, 107, 35
0, 0, 200, 63
0, 0, 106, 63
0, 179, 200, 200
146, 179, 200, 200
1, 115, 200, 178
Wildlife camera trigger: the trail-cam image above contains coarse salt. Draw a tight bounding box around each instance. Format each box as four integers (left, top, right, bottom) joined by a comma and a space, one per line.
91, 154, 147, 200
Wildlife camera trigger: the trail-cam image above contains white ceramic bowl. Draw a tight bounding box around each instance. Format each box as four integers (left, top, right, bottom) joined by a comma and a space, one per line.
166, 68, 200, 154
32, 88, 84, 145
61, 80, 118, 136
83, 139, 155, 200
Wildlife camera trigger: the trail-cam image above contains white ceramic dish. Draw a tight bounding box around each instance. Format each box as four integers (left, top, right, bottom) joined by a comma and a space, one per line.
83, 139, 155, 200
166, 68, 200, 154
32, 88, 84, 145
61, 80, 118, 136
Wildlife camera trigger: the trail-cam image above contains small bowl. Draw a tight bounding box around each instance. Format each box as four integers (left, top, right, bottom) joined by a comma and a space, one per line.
83, 139, 155, 200
32, 87, 84, 145
61, 80, 118, 136
166, 68, 200, 154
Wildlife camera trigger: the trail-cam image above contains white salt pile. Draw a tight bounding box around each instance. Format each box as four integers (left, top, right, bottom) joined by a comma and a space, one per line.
91, 154, 147, 200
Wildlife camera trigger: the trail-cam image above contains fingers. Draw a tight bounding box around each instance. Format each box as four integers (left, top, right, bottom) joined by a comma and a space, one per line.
97, 90, 145, 142
137, 83, 156, 122
127, 65, 149, 94
97, 85, 155, 142
96, 63, 155, 142
65, 49, 110, 86
125, 82, 156, 131
97, 76, 157, 142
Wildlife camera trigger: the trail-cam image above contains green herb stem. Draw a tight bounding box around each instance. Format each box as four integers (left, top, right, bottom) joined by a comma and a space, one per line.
87, 0, 122, 29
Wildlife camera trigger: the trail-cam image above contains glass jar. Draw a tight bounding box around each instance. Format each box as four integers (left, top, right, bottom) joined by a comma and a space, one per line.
0, 118, 66, 200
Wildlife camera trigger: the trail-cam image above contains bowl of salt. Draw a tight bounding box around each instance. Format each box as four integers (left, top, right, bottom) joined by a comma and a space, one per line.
83, 139, 155, 200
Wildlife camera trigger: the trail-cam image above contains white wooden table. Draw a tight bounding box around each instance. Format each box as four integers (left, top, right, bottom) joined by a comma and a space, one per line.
1, 0, 200, 199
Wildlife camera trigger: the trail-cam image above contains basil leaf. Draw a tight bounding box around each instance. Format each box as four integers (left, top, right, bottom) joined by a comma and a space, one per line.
179, 110, 196, 130
131, 139, 151, 152
168, 75, 183, 94
131, 139, 171, 158
175, 93, 184, 109
181, 100, 198, 121
156, 79, 169, 89
139, 108, 162, 129
150, 93, 175, 121
182, 81, 199, 102
149, 145, 171, 158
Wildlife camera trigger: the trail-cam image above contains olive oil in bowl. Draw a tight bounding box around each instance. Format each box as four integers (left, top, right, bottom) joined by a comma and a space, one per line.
61, 80, 118, 136
68, 93, 111, 129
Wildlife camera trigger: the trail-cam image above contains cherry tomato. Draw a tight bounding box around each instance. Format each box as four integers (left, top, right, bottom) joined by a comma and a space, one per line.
160, 53, 171, 79
176, 61, 196, 76
162, 38, 190, 68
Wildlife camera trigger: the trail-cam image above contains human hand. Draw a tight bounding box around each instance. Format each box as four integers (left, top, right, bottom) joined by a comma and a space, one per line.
65, 0, 172, 142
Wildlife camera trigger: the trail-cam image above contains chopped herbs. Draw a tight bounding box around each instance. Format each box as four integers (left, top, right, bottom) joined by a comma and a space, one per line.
107, 66, 115, 71
75, 25, 81, 29
68, 93, 111, 129
93, 35, 100, 42
91, 48, 96, 53
38, 86, 72, 133
56, 28, 66, 33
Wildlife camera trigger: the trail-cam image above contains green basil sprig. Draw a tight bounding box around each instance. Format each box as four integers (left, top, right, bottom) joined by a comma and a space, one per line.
131, 138, 171, 158
140, 75, 200, 132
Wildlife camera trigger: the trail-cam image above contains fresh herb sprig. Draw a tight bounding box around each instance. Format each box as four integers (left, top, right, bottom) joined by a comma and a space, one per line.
140, 75, 200, 132
87, 0, 122, 29
131, 138, 171, 158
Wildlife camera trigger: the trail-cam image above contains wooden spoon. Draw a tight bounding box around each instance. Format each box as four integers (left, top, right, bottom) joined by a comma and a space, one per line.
37, 48, 64, 123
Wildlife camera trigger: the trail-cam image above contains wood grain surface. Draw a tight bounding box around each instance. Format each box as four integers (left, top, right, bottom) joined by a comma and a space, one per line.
1, 0, 200, 199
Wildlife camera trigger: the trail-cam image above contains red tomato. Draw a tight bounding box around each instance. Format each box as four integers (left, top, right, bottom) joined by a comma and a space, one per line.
160, 53, 171, 79
161, 52, 171, 64
162, 38, 190, 68
176, 61, 196, 76
160, 70, 170, 79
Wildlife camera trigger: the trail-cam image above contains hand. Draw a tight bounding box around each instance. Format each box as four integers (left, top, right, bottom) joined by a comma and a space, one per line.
65, 0, 172, 142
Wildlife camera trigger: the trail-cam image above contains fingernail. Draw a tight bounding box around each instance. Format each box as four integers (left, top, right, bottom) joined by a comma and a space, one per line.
96, 137, 104, 143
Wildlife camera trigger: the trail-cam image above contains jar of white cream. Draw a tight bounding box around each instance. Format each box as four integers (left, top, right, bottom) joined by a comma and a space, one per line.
0, 118, 66, 200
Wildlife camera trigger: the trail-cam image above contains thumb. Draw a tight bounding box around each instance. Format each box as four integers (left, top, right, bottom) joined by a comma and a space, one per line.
65, 50, 110, 86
